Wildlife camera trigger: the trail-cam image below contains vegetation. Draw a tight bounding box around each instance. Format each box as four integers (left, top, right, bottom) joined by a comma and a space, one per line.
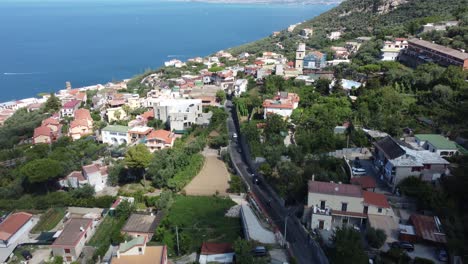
155, 195, 241, 256
365, 227, 387, 249
31, 207, 66, 233
330, 227, 368, 264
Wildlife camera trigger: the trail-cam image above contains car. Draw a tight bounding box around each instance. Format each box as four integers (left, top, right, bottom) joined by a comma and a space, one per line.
352, 167, 366, 175
252, 246, 267, 257
232, 133, 238, 139
437, 248, 448, 262
21, 250, 32, 260
390, 241, 414, 252
253, 176, 260, 185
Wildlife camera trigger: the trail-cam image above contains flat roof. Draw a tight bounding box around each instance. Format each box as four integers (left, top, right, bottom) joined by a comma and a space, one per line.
408, 38, 468, 61
111, 246, 165, 264
102, 125, 130, 133
121, 212, 163, 234
415, 134, 457, 150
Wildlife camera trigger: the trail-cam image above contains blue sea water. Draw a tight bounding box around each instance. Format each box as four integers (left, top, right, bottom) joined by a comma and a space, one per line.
0, 0, 334, 101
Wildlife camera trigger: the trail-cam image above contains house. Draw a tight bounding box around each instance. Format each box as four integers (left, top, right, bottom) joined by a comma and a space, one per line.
0, 212, 34, 248
414, 134, 458, 157
303, 51, 327, 70
373, 136, 450, 190
307, 179, 392, 231
121, 212, 163, 241
327, 31, 342, 40
107, 107, 127, 122
153, 99, 209, 132
403, 38, 468, 70
421, 21, 459, 33
350, 176, 377, 191
60, 100, 81, 118
399, 214, 446, 245
331, 46, 349, 59
381, 38, 408, 61
300, 28, 313, 39
33, 125, 57, 144
145, 129, 176, 152
263, 92, 300, 119
69, 109, 93, 140
111, 237, 168, 264
233, 79, 248, 97
59, 163, 108, 192
128, 126, 153, 144
199, 242, 234, 264
102, 125, 130, 145
51, 218, 95, 263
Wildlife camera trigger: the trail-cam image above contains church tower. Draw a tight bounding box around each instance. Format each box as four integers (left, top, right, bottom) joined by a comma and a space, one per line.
295, 43, 306, 71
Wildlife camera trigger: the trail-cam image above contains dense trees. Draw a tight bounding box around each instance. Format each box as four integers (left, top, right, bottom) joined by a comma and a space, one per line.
20, 158, 63, 184
43, 93, 61, 112
330, 227, 368, 264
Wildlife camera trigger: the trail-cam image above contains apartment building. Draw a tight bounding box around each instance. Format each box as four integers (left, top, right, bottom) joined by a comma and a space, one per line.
153, 99, 210, 132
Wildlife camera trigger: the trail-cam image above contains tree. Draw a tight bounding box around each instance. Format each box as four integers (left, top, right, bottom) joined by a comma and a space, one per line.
125, 144, 152, 187
44, 93, 61, 112
315, 78, 331, 95
114, 110, 122, 120
331, 227, 368, 264
366, 227, 387, 248
70, 184, 95, 198
20, 158, 63, 184
216, 90, 226, 103
107, 160, 127, 186
233, 238, 255, 264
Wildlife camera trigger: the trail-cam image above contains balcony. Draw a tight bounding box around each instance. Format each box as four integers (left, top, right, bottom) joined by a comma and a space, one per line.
313, 205, 331, 216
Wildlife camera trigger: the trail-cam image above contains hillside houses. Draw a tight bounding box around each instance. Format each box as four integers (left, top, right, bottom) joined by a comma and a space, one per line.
263, 92, 300, 119
59, 163, 108, 192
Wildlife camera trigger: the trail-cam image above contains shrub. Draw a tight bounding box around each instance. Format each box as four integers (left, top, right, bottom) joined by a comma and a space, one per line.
366, 227, 387, 248
167, 154, 205, 191
414, 257, 436, 264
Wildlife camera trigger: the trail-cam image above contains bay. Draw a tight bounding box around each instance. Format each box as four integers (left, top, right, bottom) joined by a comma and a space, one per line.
0, 0, 334, 101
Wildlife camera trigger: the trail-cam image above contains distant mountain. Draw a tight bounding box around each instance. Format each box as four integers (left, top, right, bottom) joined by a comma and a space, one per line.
184, 0, 341, 3
228, 0, 466, 54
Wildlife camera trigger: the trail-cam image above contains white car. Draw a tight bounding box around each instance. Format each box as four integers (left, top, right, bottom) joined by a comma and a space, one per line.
352, 167, 366, 175
232, 133, 238, 139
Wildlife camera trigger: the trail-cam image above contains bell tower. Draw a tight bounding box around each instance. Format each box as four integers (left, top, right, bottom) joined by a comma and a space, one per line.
295, 43, 306, 71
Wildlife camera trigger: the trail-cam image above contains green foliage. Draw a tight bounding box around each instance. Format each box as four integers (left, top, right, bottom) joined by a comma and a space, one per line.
155, 196, 240, 255
107, 160, 127, 186
216, 90, 226, 104
365, 227, 387, 248
233, 238, 255, 264
70, 184, 95, 199
228, 175, 246, 193
0, 108, 46, 148
31, 207, 66, 233
331, 227, 368, 264
20, 158, 63, 184
414, 257, 436, 264
43, 93, 61, 113
167, 153, 204, 192
208, 64, 224, 73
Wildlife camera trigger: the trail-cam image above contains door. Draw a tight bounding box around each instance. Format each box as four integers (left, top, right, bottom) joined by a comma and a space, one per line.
318, 220, 324, 230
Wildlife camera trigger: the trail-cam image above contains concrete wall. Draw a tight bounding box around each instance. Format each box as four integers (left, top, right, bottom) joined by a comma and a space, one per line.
308, 192, 363, 213
311, 213, 332, 231
263, 108, 293, 119
199, 253, 235, 264
102, 130, 128, 145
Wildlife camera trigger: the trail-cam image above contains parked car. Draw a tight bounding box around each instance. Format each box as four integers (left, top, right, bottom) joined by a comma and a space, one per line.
252, 246, 267, 257
390, 241, 414, 252
437, 248, 448, 262
352, 167, 366, 175
21, 250, 32, 260
232, 133, 238, 139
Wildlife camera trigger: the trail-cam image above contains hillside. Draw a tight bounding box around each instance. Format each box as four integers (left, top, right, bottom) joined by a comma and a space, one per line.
228, 0, 466, 55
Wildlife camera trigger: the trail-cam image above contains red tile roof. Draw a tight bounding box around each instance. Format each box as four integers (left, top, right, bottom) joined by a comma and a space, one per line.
350, 176, 377, 190
41, 117, 60, 126
410, 214, 447, 244
363, 191, 390, 208
74, 108, 92, 121
141, 111, 154, 120
34, 125, 52, 138
70, 119, 89, 129
63, 100, 81, 109
83, 164, 100, 175
75, 92, 86, 101
201, 242, 234, 255
147, 130, 174, 145
308, 181, 362, 197
0, 212, 33, 240
67, 171, 86, 181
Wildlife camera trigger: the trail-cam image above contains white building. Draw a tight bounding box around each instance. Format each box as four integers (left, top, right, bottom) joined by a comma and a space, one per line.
153, 99, 210, 132
199, 242, 234, 264
0, 212, 34, 248
59, 163, 108, 192
327, 31, 342, 40
262, 92, 300, 119
51, 218, 95, 263
414, 134, 459, 157
102, 125, 130, 145
381, 38, 408, 61
233, 79, 248, 97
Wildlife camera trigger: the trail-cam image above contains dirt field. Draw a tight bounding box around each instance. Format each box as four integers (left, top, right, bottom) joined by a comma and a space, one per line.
184, 150, 230, 196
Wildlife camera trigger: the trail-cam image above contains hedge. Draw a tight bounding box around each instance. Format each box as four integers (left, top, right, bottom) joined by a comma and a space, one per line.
167, 154, 205, 192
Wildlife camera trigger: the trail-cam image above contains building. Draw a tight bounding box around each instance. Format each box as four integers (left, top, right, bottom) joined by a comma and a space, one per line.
263, 92, 300, 119
295, 43, 306, 71
59, 163, 108, 192
33, 118, 62, 144
403, 38, 468, 70
102, 125, 130, 145
199, 242, 234, 264
111, 237, 168, 264
300, 28, 314, 39
327, 31, 342, 40
145, 129, 176, 152
233, 79, 248, 97
69, 115, 93, 140
421, 21, 459, 33
373, 136, 450, 190
107, 107, 127, 122
0, 212, 34, 248
331, 46, 349, 59
381, 38, 408, 61
414, 134, 458, 157
51, 218, 95, 263
303, 51, 327, 70
60, 100, 81, 118
350, 176, 377, 191
153, 99, 209, 132
128, 126, 153, 144
121, 213, 163, 241
307, 179, 392, 231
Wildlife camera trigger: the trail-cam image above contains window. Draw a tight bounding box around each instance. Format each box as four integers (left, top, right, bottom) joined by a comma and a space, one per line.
66, 256, 72, 261
85, 233, 87, 239
320, 201, 326, 210
363, 206, 368, 214
378, 208, 383, 213
65, 248, 71, 254
341, 203, 348, 212
138, 247, 143, 254
342, 217, 348, 224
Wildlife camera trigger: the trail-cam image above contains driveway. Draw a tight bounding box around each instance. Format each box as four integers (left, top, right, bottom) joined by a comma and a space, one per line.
29, 248, 52, 264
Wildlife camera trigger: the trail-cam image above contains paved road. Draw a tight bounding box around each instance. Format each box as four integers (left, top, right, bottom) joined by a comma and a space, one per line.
224, 99, 328, 264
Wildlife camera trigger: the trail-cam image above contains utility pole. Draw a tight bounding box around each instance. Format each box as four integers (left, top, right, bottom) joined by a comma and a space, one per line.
283, 215, 288, 247
176, 226, 180, 256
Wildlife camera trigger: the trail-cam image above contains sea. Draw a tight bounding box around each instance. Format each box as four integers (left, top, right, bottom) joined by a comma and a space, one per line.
0, 0, 335, 102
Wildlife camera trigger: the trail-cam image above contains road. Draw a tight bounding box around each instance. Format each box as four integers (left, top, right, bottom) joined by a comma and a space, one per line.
224, 99, 328, 264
